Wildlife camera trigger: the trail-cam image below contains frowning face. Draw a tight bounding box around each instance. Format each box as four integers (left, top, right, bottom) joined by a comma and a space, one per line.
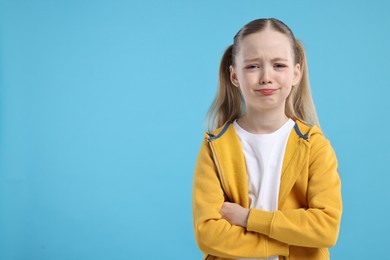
230, 28, 301, 114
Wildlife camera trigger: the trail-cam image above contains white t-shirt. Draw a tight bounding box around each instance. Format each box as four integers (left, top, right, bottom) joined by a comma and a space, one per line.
233, 119, 295, 260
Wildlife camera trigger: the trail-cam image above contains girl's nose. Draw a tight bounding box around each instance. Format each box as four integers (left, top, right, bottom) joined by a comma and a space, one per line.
259, 68, 272, 85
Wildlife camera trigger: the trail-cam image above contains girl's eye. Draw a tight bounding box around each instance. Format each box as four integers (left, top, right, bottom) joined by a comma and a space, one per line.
245, 65, 259, 70
274, 63, 287, 69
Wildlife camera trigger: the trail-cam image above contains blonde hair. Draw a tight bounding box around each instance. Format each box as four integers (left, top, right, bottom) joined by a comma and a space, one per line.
207, 18, 319, 131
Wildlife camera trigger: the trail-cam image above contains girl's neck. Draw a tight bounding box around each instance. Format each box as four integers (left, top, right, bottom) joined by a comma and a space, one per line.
237, 109, 289, 134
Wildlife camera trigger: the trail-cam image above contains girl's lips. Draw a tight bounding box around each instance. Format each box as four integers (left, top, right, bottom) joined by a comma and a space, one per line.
257, 89, 277, 95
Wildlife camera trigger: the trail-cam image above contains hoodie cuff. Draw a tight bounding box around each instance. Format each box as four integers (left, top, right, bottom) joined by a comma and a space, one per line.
246, 208, 274, 236
247, 209, 288, 257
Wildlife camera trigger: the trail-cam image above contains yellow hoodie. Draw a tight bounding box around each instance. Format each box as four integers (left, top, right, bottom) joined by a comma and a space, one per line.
193, 120, 342, 260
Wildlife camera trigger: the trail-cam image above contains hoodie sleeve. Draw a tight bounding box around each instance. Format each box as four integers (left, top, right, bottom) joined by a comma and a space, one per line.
192, 138, 289, 259
246, 132, 342, 248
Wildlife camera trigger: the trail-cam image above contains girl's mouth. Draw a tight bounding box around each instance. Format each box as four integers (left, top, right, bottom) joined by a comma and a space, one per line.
257, 89, 277, 95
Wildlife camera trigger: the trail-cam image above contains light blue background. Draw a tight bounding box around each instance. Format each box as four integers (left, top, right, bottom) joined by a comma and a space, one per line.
1, 0, 389, 259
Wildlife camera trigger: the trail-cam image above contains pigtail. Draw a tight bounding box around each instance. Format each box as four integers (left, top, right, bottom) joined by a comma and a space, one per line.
207, 45, 244, 131
285, 39, 319, 126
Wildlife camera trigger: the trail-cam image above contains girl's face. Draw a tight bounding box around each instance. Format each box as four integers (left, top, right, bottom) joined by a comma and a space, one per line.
230, 29, 301, 114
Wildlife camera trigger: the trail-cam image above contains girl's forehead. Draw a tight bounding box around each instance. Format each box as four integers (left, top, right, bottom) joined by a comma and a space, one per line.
238, 30, 293, 58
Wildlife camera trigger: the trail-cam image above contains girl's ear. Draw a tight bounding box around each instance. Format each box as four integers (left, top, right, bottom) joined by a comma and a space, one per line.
292, 63, 302, 86
230, 66, 240, 87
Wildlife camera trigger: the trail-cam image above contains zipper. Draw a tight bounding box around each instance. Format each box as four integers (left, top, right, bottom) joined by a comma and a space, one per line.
208, 141, 229, 202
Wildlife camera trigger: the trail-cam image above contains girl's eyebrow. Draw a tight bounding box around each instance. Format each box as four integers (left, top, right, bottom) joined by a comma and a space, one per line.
271, 57, 289, 62
243, 57, 289, 63
243, 57, 260, 63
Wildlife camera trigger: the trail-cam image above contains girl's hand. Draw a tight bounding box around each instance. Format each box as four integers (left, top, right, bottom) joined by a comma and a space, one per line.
220, 202, 250, 228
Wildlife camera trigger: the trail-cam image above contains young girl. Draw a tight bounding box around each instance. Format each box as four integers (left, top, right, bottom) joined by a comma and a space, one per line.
192, 18, 342, 260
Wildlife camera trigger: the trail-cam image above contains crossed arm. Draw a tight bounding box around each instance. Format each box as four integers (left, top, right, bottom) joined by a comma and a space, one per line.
193, 138, 342, 258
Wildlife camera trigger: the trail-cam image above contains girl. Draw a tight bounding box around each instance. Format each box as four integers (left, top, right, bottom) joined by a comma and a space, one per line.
192, 18, 342, 260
